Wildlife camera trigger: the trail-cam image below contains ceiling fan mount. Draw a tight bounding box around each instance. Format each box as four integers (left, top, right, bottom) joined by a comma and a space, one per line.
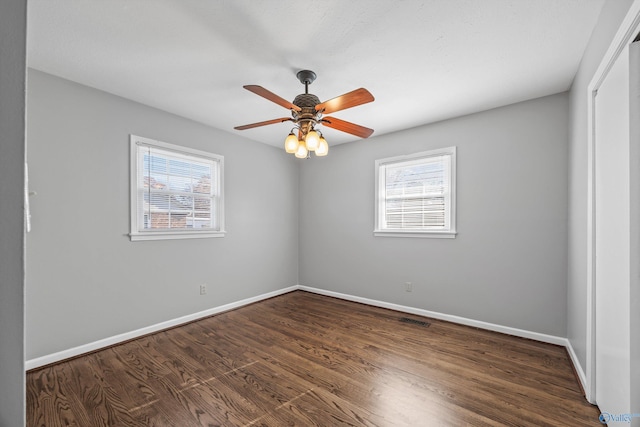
234, 69, 374, 157
296, 69, 317, 87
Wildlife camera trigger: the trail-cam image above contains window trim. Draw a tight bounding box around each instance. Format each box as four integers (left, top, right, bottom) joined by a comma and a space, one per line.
129, 135, 225, 241
374, 146, 457, 239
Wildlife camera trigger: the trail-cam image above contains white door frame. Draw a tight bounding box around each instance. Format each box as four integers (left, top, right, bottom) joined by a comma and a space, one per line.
586, 0, 640, 404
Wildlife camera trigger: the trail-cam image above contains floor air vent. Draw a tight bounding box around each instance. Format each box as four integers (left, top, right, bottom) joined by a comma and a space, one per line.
399, 317, 430, 327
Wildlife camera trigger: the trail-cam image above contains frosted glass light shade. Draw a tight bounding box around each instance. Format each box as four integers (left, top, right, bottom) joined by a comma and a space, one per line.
305, 130, 320, 151
295, 140, 308, 158
284, 133, 299, 153
315, 137, 328, 156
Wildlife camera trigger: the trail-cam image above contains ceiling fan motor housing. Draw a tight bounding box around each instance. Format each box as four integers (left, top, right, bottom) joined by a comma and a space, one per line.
293, 93, 320, 110
292, 93, 321, 123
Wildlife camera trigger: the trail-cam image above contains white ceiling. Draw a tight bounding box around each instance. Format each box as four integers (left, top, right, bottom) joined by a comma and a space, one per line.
27, 0, 605, 148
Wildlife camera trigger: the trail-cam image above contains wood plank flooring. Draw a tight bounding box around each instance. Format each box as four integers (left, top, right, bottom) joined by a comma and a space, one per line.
27, 291, 603, 426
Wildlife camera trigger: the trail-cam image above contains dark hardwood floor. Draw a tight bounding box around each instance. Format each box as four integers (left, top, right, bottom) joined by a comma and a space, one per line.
27, 291, 602, 426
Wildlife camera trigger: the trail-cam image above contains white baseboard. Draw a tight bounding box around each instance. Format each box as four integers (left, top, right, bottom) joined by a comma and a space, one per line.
298, 285, 567, 346
25, 285, 298, 371
564, 338, 589, 395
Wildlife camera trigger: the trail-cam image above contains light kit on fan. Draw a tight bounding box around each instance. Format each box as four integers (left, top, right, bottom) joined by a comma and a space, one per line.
283, 125, 327, 158
234, 70, 375, 158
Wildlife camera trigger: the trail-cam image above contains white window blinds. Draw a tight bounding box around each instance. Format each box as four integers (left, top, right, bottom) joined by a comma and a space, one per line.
375, 147, 456, 238
130, 135, 224, 241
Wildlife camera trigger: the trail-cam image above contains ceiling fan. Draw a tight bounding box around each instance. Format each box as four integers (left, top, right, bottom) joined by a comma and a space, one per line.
234, 70, 374, 158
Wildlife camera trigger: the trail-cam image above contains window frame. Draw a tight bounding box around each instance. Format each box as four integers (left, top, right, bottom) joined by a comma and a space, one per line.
129, 135, 225, 241
374, 146, 457, 239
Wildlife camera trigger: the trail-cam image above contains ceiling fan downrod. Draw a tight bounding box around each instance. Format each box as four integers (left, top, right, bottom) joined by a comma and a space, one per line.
296, 70, 316, 94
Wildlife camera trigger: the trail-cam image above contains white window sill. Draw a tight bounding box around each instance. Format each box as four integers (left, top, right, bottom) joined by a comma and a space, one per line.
374, 230, 457, 239
130, 230, 226, 241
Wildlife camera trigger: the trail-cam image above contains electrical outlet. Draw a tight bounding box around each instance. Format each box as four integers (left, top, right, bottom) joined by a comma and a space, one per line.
405, 282, 413, 292
199, 284, 207, 295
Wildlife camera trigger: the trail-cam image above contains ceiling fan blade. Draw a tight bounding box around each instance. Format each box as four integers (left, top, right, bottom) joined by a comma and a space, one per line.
243, 85, 302, 112
315, 88, 374, 114
321, 116, 374, 138
234, 117, 292, 130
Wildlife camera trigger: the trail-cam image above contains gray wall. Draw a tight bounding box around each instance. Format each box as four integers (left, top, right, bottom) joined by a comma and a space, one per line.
299, 93, 569, 337
26, 70, 299, 360
567, 0, 634, 374
0, 0, 26, 425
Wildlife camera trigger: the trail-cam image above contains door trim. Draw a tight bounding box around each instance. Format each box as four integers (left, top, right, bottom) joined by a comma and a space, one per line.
586, 0, 640, 404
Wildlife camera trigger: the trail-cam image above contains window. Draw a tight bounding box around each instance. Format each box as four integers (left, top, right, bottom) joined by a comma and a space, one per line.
375, 147, 456, 238
130, 135, 224, 241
